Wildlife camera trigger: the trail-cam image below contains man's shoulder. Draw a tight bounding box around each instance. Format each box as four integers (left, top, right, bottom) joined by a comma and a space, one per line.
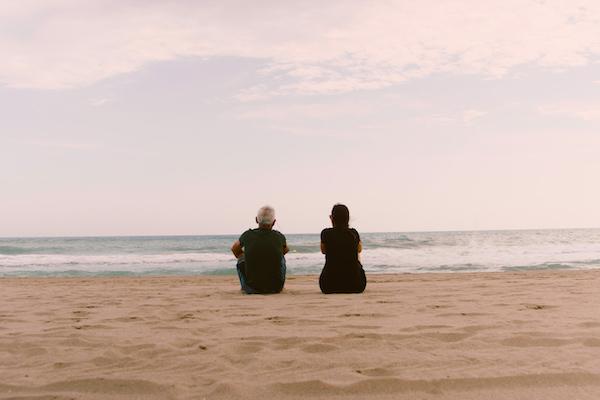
271, 229, 286, 239
267, 230, 285, 244
239, 228, 256, 241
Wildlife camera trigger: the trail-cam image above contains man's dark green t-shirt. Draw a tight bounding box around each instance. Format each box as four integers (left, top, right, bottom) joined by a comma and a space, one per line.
239, 228, 286, 292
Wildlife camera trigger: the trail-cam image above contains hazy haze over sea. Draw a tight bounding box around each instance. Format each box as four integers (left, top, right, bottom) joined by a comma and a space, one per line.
1, 229, 600, 277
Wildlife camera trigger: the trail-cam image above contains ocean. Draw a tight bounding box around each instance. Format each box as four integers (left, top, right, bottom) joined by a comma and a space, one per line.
1, 229, 599, 277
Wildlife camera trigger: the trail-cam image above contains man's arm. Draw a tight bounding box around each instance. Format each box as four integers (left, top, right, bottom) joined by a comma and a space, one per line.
320, 242, 326, 254
357, 241, 362, 253
281, 233, 289, 255
231, 240, 244, 259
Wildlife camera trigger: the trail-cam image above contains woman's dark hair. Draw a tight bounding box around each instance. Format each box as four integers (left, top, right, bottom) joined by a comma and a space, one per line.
331, 203, 350, 228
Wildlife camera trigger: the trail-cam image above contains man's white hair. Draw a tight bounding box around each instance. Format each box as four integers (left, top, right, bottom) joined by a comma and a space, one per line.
256, 205, 275, 225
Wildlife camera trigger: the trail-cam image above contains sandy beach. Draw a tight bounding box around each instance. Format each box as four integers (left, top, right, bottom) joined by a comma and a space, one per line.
1, 270, 600, 399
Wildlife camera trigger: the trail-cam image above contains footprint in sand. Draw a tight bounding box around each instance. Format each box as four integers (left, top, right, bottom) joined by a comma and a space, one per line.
428, 304, 451, 310
339, 324, 381, 330
501, 336, 571, 347
265, 316, 294, 325
339, 313, 387, 318
422, 332, 472, 342
301, 343, 337, 353
401, 325, 450, 332
40, 378, 174, 397
582, 338, 600, 347
236, 341, 265, 354
72, 324, 110, 330
578, 321, 600, 328
522, 304, 557, 310
355, 367, 395, 377
436, 312, 490, 318
178, 313, 194, 320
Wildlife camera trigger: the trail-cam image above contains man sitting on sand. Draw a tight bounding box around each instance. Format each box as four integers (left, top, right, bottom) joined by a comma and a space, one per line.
231, 206, 289, 294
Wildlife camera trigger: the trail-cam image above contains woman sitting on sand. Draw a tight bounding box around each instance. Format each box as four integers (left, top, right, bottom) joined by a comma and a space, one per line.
319, 204, 367, 294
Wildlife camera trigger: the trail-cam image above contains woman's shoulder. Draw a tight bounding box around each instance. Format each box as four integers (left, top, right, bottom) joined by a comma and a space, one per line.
320, 227, 332, 237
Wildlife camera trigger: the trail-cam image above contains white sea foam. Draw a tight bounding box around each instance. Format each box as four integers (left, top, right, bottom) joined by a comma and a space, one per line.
1, 229, 599, 276
0, 252, 234, 268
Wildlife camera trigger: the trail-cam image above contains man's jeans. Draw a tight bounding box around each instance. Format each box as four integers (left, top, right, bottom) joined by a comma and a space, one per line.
236, 256, 286, 294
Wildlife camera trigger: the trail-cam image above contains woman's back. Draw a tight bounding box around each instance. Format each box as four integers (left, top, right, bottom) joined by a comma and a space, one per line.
321, 227, 360, 272
320, 227, 366, 294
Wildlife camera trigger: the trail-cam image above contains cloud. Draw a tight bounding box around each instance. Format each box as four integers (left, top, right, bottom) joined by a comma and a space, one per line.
462, 109, 487, 125
413, 109, 489, 127
24, 140, 98, 150
89, 97, 111, 107
2, 1, 600, 97
538, 102, 600, 121
235, 101, 374, 121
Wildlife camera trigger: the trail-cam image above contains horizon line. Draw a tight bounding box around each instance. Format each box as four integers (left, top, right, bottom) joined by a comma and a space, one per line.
1, 226, 599, 240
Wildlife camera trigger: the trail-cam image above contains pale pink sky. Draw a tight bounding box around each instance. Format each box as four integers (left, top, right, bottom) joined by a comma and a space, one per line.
1, 1, 600, 236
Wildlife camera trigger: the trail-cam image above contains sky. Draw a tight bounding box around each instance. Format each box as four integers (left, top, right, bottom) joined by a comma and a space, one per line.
1, 0, 600, 236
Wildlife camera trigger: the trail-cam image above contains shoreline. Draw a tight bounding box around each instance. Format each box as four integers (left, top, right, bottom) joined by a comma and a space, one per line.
3, 267, 600, 280
2, 270, 600, 399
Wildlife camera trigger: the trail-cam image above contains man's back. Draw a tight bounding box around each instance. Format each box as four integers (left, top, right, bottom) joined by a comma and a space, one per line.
239, 228, 286, 293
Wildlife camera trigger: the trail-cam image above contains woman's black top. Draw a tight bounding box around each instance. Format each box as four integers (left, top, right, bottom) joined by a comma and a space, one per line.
319, 227, 366, 294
